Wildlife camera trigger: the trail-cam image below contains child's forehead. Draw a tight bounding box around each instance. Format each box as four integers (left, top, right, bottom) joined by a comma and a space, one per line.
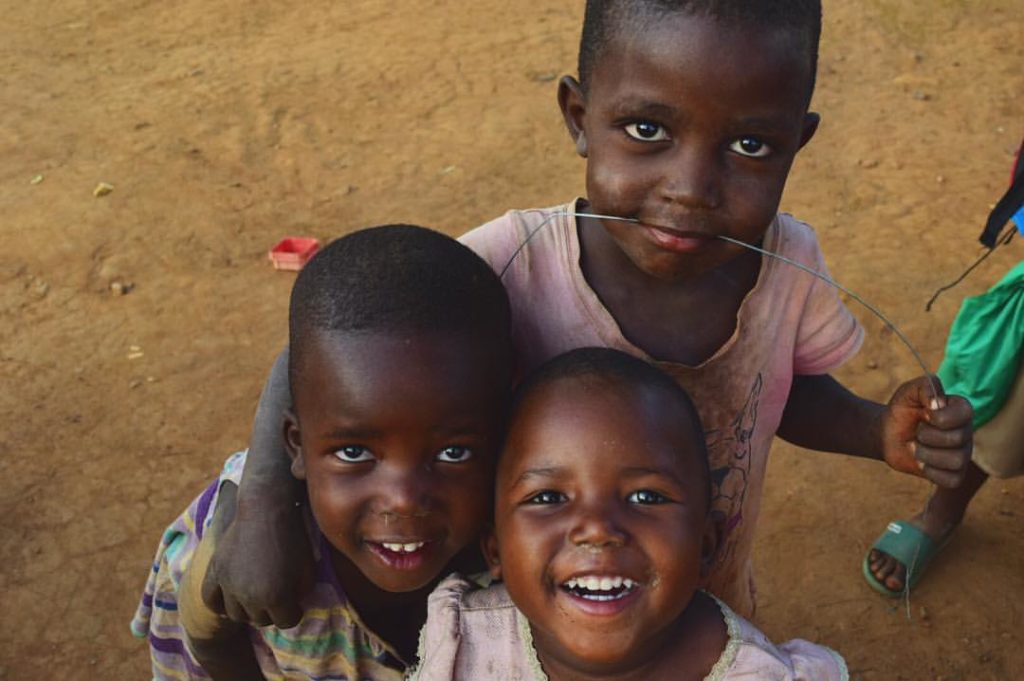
590, 11, 814, 99
293, 327, 506, 401
504, 375, 703, 472
308, 325, 499, 359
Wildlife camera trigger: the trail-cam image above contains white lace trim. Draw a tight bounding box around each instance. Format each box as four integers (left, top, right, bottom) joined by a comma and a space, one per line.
516, 607, 550, 681
703, 592, 742, 681
824, 645, 850, 681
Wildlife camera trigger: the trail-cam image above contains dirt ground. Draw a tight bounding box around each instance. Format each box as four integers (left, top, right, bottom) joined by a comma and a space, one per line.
2, 1, 1022, 678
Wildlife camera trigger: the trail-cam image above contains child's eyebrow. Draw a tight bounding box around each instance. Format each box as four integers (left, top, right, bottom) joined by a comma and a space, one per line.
322, 426, 385, 440
509, 466, 565, 487
319, 423, 486, 441
731, 115, 793, 133
608, 98, 676, 120
618, 465, 681, 481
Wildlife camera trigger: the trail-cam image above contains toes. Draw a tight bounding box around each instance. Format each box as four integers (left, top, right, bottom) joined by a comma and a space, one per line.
869, 551, 907, 591
875, 556, 896, 582
884, 567, 906, 591
868, 549, 889, 572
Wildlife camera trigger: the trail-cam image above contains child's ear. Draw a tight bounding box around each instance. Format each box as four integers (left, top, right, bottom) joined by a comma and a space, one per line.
557, 75, 588, 158
700, 511, 725, 579
481, 526, 502, 581
798, 111, 820, 150
283, 409, 307, 480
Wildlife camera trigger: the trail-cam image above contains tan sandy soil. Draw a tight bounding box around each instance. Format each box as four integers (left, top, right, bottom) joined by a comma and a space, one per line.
1, 1, 1022, 678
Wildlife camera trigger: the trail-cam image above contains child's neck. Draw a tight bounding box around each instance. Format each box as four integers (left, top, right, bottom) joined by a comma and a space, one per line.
534, 591, 728, 681
328, 550, 432, 664
578, 214, 762, 366
327, 544, 486, 665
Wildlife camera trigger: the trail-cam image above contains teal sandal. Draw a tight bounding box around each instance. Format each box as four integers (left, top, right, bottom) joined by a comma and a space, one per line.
862, 520, 951, 597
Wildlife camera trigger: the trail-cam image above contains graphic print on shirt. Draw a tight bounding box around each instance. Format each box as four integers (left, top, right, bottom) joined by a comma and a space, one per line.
706, 373, 762, 568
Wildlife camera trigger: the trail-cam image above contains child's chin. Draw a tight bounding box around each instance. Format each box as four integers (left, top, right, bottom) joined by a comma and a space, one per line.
554, 636, 643, 674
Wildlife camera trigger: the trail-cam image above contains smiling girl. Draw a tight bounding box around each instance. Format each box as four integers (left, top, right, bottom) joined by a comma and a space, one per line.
409, 348, 847, 681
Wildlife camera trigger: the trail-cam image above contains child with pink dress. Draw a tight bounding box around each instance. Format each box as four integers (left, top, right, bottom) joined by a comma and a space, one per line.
409, 348, 847, 681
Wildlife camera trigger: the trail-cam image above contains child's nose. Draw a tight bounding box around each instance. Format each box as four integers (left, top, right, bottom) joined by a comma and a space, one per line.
658, 145, 721, 211
567, 507, 627, 550
376, 471, 431, 519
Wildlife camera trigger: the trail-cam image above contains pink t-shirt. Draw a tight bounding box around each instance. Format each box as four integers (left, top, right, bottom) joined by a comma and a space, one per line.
460, 202, 863, 618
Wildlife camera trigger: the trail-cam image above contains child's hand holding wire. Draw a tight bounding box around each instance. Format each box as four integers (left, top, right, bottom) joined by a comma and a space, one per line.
879, 375, 974, 488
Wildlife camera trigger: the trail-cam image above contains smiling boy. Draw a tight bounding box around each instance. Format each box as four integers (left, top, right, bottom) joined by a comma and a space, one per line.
132, 225, 512, 679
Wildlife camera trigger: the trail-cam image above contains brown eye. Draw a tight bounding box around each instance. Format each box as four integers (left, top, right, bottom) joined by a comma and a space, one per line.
627, 490, 668, 505
624, 122, 669, 142
334, 446, 374, 463
528, 490, 566, 505
730, 136, 771, 158
436, 446, 473, 463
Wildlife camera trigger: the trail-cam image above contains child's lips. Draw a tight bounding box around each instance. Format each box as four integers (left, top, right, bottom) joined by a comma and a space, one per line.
366, 539, 435, 571
640, 221, 717, 254
557, 572, 644, 616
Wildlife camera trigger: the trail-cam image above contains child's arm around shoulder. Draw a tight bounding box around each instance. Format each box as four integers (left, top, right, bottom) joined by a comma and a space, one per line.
203, 347, 313, 628
180, 482, 267, 680
778, 374, 973, 488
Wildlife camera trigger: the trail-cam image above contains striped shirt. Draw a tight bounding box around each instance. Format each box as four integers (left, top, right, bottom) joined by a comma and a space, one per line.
131, 451, 405, 680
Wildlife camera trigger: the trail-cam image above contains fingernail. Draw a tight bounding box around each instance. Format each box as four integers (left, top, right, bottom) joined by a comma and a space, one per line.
929, 398, 940, 410
917, 461, 926, 471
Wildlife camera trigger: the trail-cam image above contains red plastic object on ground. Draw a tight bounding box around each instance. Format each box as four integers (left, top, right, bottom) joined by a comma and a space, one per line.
268, 237, 320, 271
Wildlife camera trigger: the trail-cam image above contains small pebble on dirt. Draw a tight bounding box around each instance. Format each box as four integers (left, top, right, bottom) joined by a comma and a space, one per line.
912, 90, 931, 101
109, 280, 134, 295
936, 175, 945, 184
130, 379, 142, 389
30, 174, 44, 185
93, 182, 114, 197
867, 359, 879, 369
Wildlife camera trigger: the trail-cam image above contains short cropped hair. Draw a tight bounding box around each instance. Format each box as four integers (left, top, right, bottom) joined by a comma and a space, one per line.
288, 224, 511, 385
510, 347, 711, 508
578, 0, 821, 99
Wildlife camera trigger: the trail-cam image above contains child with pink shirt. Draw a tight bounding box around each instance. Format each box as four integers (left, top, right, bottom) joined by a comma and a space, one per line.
200, 0, 973, 645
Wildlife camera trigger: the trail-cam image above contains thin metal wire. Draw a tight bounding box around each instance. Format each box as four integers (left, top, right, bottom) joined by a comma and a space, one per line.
715, 234, 939, 400
501, 208, 939, 399
498, 209, 637, 279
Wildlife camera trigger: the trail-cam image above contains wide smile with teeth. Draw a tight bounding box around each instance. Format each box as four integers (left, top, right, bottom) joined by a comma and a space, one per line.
562, 575, 638, 601
379, 541, 426, 554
